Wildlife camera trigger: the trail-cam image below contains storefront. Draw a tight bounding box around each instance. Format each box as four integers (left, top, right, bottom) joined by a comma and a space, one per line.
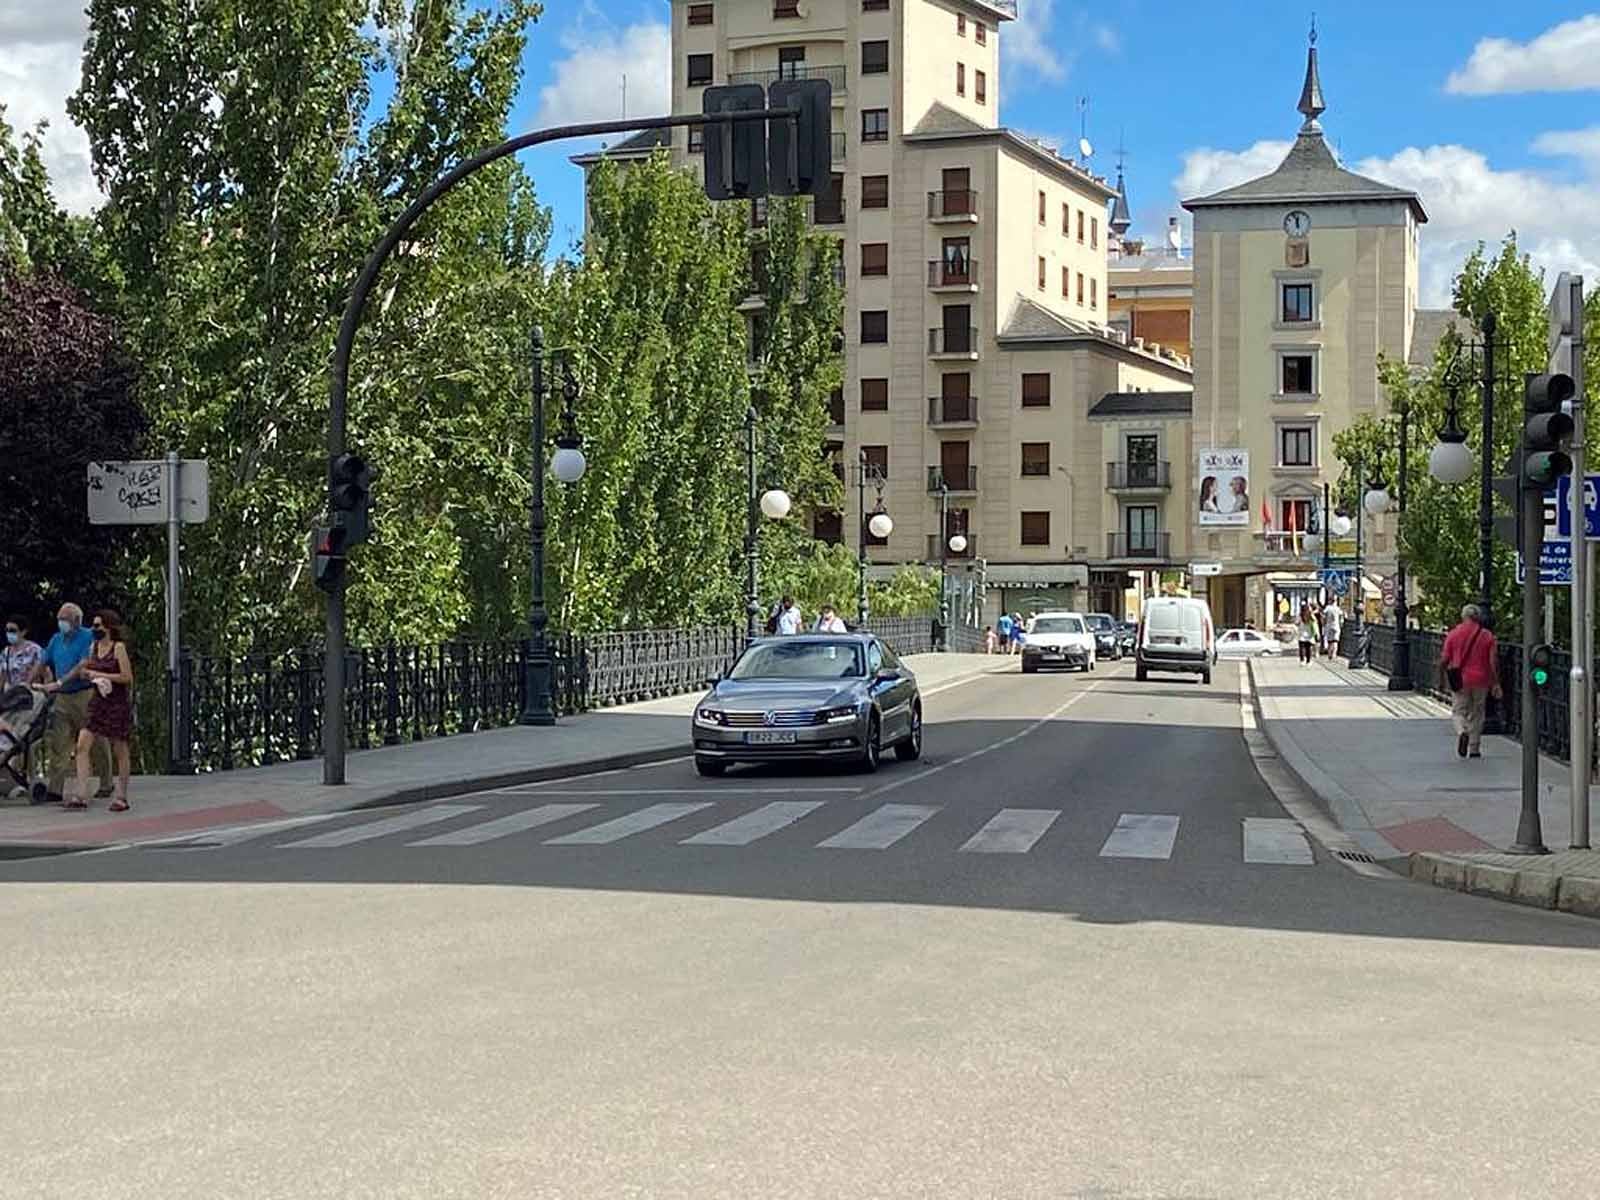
982, 564, 1091, 624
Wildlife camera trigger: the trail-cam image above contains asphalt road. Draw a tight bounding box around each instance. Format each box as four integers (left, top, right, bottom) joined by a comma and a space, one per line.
5, 660, 1599, 1198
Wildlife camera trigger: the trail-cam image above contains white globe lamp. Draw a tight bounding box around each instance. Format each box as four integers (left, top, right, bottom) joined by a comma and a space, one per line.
759, 488, 792, 520
1330, 513, 1353, 538
868, 511, 894, 539
551, 444, 587, 484
1429, 438, 1474, 485
948, 533, 968, 554
1363, 486, 1390, 516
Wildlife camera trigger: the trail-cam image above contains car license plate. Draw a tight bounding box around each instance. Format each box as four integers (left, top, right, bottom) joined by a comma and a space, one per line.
745, 730, 798, 745
1043, 651, 1063, 659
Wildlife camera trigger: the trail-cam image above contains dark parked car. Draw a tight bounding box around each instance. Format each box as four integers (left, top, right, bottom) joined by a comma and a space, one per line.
1117, 621, 1137, 656
691, 634, 921, 776
1085, 612, 1123, 660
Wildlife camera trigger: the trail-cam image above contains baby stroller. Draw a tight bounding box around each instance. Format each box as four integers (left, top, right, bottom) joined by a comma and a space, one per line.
0, 684, 52, 805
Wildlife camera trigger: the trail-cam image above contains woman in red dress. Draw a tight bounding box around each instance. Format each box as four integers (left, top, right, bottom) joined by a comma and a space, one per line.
47, 608, 135, 811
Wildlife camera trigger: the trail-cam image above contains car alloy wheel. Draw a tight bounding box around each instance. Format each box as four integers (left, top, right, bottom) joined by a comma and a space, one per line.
860, 714, 882, 772
895, 705, 922, 761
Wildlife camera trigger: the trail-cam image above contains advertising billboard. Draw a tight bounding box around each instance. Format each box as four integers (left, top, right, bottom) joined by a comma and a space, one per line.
1197, 449, 1250, 527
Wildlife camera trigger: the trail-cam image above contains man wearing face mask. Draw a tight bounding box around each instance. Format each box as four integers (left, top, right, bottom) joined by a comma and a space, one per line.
2, 616, 42, 688
34, 603, 112, 804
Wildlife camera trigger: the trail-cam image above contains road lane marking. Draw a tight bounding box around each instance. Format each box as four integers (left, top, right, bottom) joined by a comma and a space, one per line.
496, 787, 861, 796
138, 813, 345, 849
1242, 817, 1315, 865
279, 804, 482, 849
409, 803, 600, 847
960, 808, 1060, 853
681, 801, 827, 846
1098, 813, 1180, 860
544, 802, 713, 845
817, 803, 938, 849
862, 673, 1109, 799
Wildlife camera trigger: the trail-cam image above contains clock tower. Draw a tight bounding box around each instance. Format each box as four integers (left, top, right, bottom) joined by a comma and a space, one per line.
1181, 26, 1427, 627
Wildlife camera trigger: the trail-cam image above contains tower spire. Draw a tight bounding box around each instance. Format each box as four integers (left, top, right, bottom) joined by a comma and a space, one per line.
1297, 15, 1325, 130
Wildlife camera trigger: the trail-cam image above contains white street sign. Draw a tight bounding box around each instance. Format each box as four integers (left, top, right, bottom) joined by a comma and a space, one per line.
88, 459, 209, 525
1189, 562, 1222, 576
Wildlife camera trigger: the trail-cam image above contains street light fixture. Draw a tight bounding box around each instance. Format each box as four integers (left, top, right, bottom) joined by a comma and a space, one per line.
868, 511, 893, 538
857, 452, 891, 626
743, 407, 792, 639
949, 533, 969, 554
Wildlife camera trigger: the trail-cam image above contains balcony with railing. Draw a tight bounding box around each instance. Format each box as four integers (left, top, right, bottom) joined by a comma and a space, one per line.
814, 195, 846, 226
927, 534, 976, 559
1254, 531, 1324, 560
830, 130, 845, 164
927, 466, 978, 493
927, 190, 979, 222
927, 258, 978, 291
1106, 531, 1171, 560
727, 64, 848, 92
1105, 460, 1171, 491
927, 326, 979, 359
827, 391, 846, 427
927, 395, 978, 426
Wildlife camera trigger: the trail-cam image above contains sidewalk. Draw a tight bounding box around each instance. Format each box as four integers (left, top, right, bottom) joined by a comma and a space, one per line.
0, 652, 1006, 855
1250, 653, 1600, 917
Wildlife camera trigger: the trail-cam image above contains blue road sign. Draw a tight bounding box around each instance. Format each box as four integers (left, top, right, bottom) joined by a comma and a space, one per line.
1518, 539, 1572, 586
1319, 569, 1351, 594
1554, 474, 1600, 540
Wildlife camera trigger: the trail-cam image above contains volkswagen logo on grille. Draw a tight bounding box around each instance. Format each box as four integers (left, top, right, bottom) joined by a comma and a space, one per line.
763, 710, 778, 726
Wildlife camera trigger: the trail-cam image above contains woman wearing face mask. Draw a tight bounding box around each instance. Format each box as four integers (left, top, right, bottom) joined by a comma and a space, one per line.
1, 617, 42, 688
46, 609, 135, 811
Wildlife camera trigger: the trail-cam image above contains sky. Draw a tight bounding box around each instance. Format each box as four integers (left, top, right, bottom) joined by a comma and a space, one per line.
4, 1, 1600, 306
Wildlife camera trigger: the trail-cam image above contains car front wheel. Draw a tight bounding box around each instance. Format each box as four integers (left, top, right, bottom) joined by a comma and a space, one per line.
859, 714, 882, 773
894, 705, 922, 761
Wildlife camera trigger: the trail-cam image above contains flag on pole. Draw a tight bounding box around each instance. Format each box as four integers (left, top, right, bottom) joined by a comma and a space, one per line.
1261, 498, 1272, 529
1287, 500, 1299, 556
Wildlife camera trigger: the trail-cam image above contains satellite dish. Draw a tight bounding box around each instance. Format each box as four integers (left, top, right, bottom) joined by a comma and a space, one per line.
1078, 137, 1094, 160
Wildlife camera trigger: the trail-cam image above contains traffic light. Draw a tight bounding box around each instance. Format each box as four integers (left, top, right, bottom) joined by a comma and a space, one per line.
766, 79, 832, 200
701, 84, 767, 201
1529, 642, 1556, 691
329, 452, 373, 545
311, 524, 347, 594
1520, 372, 1575, 490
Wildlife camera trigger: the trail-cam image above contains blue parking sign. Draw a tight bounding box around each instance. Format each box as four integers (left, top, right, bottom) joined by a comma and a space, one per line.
1554, 475, 1600, 540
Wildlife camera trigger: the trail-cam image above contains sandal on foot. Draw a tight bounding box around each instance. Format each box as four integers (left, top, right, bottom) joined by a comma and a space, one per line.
63, 798, 88, 811
108, 799, 130, 813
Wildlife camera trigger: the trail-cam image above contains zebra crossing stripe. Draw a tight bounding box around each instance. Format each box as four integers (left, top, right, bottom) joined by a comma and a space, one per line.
1098, 813, 1180, 860
681, 801, 826, 846
279, 804, 482, 849
1242, 817, 1314, 865
960, 808, 1060, 853
409, 803, 600, 847
544, 802, 713, 845
817, 803, 937, 850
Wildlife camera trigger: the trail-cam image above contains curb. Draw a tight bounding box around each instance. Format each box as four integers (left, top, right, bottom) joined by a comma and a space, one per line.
1409, 851, 1600, 918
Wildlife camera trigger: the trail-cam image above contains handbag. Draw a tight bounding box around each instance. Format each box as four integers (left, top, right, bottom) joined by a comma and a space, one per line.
1446, 626, 1481, 692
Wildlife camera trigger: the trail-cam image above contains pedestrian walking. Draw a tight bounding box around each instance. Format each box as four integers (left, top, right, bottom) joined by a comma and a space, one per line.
2, 616, 42, 687
45, 608, 134, 810
776, 595, 802, 636
1440, 603, 1500, 759
983, 624, 997, 654
33, 602, 112, 804
1296, 605, 1317, 665
813, 604, 846, 633
1010, 612, 1025, 655
1320, 598, 1342, 657
996, 611, 1014, 654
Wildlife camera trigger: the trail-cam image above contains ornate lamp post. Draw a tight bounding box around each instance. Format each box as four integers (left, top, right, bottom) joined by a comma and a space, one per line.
1364, 403, 1412, 690
857, 452, 891, 627
937, 480, 950, 650
521, 328, 586, 726
743, 406, 792, 639
1432, 314, 1502, 630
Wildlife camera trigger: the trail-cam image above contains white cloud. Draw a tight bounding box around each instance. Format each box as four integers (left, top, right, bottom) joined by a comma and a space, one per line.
0, 2, 100, 215
532, 18, 670, 128
1532, 125, 1600, 170
1004, 0, 1066, 84
1174, 139, 1292, 200
1446, 15, 1600, 95
1091, 23, 1121, 54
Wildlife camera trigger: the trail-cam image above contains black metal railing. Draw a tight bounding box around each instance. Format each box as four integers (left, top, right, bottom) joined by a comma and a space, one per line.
927, 190, 978, 219
928, 258, 978, 287
863, 615, 935, 656
1106, 460, 1171, 489
928, 326, 978, 355
1107, 532, 1170, 559
928, 466, 978, 492
728, 64, 848, 92
928, 395, 977, 424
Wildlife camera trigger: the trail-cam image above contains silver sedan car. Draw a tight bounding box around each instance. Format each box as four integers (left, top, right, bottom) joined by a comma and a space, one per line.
691, 634, 921, 776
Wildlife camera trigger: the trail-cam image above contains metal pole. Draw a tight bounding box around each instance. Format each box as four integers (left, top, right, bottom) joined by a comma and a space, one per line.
1479, 313, 1497, 626
1569, 277, 1590, 848
166, 450, 182, 774
519, 327, 555, 726
857, 451, 869, 627
938, 483, 949, 651
1513, 478, 1550, 852
745, 406, 760, 641
1390, 405, 1413, 690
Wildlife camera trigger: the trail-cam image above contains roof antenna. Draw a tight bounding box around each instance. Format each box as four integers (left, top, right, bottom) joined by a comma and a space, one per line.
621, 73, 627, 119
1077, 97, 1094, 164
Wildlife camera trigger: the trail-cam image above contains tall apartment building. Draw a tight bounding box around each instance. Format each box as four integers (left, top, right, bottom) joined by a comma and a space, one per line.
579, 0, 1194, 619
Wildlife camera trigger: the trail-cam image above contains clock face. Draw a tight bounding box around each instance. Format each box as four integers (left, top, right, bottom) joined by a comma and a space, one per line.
1284, 210, 1311, 238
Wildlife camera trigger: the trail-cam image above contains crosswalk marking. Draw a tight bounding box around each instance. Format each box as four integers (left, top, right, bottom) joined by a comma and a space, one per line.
409, 803, 599, 847
681, 801, 826, 846
544, 801, 713, 845
1098, 813, 1181, 860
1242, 817, 1314, 865
817, 803, 938, 850
279, 803, 482, 849
960, 808, 1060, 854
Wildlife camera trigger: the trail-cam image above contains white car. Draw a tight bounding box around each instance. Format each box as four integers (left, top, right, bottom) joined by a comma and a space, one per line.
1021, 612, 1097, 673
1215, 627, 1282, 659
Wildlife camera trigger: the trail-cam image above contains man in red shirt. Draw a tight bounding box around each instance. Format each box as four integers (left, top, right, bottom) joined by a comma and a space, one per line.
1440, 604, 1502, 758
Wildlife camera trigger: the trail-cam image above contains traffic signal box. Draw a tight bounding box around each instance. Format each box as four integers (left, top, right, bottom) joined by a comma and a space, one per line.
314, 452, 374, 594
702, 80, 833, 203
1521, 373, 1575, 490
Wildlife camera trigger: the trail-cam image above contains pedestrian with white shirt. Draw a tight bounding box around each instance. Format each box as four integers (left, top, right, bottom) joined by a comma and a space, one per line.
776, 596, 802, 636
813, 605, 846, 633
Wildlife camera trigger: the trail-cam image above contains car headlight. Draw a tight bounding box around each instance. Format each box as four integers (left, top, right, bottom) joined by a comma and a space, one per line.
695, 708, 725, 726
818, 704, 860, 724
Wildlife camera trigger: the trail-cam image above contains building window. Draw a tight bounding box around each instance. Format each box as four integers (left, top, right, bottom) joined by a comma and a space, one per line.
1021, 372, 1051, 407
1279, 425, 1314, 467
860, 242, 889, 276
688, 126, 704, 154
828, 386, 845, 425
1090, 278, 1098, 309
862, 174, 889, 208
778, 45, 805, 79
814, 173, 845, 224
862, 40, 889, 74
1076, 210, 1085, 242
1037, 257, 1045, 290
1280, 498, 1313, 533
1061, 266, 1069, 298
774, 0, 800, 17
861, 378, 889, 411
1126, 434, 1158, 482
686, 53, 713, 85
1020, 511, 1051, 546
1281, 353, 1315, 394
1282, 282, 1314, 323
1125, 505, 1158, 551
862, 0, 888, 9
975, 70, 986, 104
861, 310, 888, 343
1076, 272, 1084, 304
957, 12, 965, 35
1062, 203, 1070, 235
975, 20, 986, 44
862, 109, 889, 142
1037, 190, 1045, 225
956, 62, 965, 96
1021, 442, 1051, 477
1091, 216, 1098, 248
687, 3, 714, 25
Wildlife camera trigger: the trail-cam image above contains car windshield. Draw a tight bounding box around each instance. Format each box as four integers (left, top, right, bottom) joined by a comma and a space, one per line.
1031, 616, 1084, 634
1086, 615, 1115, 631
729, 640, 865, 680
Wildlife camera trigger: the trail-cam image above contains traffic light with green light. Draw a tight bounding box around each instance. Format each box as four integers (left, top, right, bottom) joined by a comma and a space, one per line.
1528, 642, 1556, 691
1520, 373, 1575, 490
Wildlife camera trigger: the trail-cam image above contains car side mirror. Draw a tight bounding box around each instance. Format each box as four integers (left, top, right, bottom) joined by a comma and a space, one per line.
874, 667, 897, 682
705, 675, 721, 688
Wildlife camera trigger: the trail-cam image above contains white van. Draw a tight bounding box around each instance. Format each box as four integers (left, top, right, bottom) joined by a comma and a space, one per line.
1135, 597, 1216, 683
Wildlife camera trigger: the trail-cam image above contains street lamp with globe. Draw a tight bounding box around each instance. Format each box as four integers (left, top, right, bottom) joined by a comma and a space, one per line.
742, 408, 792, 639
857, 452, 892, 627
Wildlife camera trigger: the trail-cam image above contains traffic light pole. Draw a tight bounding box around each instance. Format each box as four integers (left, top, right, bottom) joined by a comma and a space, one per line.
1514, 481, 1551, 854
1567, 277, 1590, 849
